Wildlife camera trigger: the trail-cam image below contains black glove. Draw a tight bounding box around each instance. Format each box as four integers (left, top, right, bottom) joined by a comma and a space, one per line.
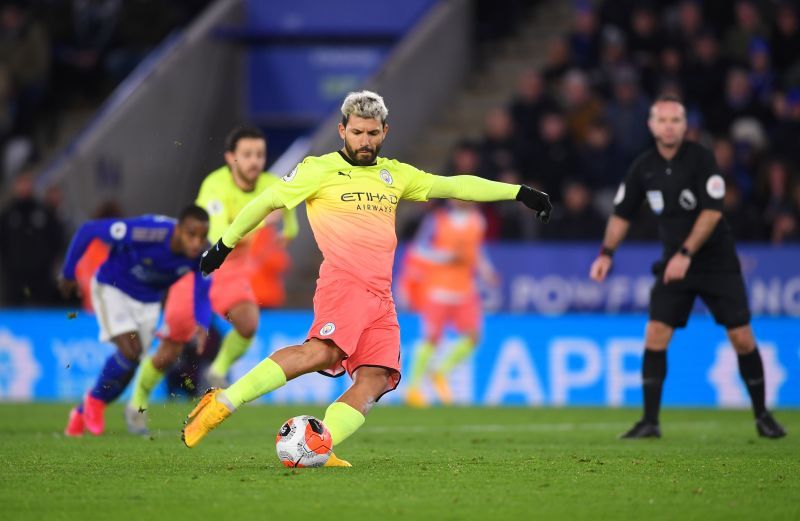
516, 185, 552, 224
200, 239, 233, 276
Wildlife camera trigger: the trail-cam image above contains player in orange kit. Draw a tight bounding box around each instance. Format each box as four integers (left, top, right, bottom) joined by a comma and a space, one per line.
182, 91, 552, 465
403, 200, 497, 407
124, 127, 297, 435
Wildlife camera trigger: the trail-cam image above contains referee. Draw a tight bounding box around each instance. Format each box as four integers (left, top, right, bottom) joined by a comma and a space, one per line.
589, 95, 786, 439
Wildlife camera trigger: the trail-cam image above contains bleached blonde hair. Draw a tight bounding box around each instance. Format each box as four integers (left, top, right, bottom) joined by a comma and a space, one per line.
341, 90, 388, 125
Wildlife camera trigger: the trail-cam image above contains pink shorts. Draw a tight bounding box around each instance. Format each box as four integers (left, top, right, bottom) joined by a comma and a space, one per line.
422, 293, 482, 342
307, 279, 401, 398
158, 254, 256, 343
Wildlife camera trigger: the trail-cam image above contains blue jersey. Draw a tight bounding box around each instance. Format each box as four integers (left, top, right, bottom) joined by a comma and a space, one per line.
62, 215, 211, 328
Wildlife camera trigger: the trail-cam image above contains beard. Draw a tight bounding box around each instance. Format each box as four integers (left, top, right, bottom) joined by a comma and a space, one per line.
344, 140, 381, 166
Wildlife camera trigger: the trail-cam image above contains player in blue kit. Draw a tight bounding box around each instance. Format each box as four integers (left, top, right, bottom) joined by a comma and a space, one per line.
60, 205, 211, 437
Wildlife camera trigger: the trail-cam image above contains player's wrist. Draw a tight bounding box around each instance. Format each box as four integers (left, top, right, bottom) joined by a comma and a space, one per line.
678, 246, 692, 258
600, 246, 615, 259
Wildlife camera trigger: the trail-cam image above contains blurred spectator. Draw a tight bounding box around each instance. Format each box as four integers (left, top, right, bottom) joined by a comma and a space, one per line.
747, 38, 774, 104
627, 4, 663, 72
593, 25, 631, 97
756, 159, 800, 244
651, 45, 686, 98
669, 0, 705, 52
770, 2, 800, 72
684, 31, 729, 110
723, 0, 769, 64
0, 168, 64, 305
568, 1, 600, 69
706, 68, 770, 134
530, 111, 579, 200
578, 118, 624, 191
477, 108, 526, 180
724, 179, 765, 241
509, 69, 558, 143
0, 1, 50, 136
770, 88, 800, 167
541, 179, 605, 240
561, 69, 604, 145
605, 67, 651, 165
542, 36, 571, 87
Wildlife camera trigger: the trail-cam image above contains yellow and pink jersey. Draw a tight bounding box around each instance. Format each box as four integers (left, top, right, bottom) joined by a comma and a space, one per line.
268, 151, 436, 297
196, 166, 297, 249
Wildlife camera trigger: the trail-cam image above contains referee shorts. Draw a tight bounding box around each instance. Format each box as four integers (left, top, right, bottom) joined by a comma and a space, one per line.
649, 270, 751, 329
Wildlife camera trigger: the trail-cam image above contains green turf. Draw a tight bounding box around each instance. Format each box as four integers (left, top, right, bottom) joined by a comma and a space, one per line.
1, 404, 797, 520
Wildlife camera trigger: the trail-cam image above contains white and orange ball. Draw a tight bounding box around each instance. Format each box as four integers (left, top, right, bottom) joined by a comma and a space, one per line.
275, 415, 333, 468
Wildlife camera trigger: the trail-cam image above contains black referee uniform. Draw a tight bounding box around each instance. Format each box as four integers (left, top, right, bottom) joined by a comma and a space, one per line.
613, 141, 750, 329
611, 139, 785, 439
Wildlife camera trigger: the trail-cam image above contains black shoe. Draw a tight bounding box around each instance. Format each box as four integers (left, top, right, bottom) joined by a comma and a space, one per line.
619, 419, 661, 439
756, 412, 787, 439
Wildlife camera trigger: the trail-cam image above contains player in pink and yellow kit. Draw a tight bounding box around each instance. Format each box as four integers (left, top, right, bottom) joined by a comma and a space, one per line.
181, 91, 552, 465
403, 200, 497, 407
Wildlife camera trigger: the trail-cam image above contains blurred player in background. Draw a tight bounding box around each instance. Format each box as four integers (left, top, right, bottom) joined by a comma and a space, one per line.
126, 126, 298, 434
183, 91, 552, 465
590, 96, 786, 439
60, 206, 211, 437
402, 200, 497, 407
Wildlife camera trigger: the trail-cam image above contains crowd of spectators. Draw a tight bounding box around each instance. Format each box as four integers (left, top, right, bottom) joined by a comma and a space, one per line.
0, 0, 209, 306
446, 0, 800, 244
0, 0, 210, 187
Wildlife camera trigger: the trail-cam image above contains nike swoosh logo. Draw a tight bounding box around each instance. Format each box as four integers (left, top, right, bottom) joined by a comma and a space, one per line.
338, 171, 351, 179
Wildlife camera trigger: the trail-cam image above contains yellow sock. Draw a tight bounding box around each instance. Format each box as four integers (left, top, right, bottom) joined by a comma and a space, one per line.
129, 357, 164, 411
222, 357, 286, 408
408, 341, 435, 390
322, 402, 365, 446
209, 330, 252, 377
437, 336, 476, 376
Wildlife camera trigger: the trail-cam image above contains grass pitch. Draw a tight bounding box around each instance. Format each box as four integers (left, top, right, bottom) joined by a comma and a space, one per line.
1, 404, 798, 520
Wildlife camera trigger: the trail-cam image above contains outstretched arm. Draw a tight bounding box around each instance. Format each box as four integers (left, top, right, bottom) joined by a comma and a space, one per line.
426, 175, 552, 222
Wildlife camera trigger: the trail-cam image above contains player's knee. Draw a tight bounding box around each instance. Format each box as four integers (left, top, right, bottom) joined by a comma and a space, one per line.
235, 319, 258, 339
115, 334, 143, 362
727, 325, 755, 354
644, 321, 672, 349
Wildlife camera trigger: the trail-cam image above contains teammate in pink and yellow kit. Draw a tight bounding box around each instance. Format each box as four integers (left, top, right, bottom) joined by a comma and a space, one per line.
403, 200, 497, 407
181, 91, 552, 465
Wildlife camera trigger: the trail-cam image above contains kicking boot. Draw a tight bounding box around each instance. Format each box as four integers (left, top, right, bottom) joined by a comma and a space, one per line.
620, 419, 661, 439
182, 388, 232, 448
323, 453, 352, 467
405, 388, 428, 408
125, 404, 150, 436
756, 412, 787, 439
64, 407, 84, 437
432, 373, 453, 405
83, 394, 106, 436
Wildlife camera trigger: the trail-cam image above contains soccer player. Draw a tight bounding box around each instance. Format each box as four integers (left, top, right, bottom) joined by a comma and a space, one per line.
126, 127, 297, 434
403, 200, 497, 407
589, 95, 786, 439
182, 91, 552, 465
61, 205, 211, 437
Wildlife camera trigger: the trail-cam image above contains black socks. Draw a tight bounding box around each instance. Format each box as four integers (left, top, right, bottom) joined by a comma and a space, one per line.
642, 349, 667, 424
737, 347, 767, 418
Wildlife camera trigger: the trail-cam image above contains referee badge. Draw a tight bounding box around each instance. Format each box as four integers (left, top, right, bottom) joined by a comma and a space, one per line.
679, 189, 697, 210
706, 174, 725, 199
646, 190, 664, 214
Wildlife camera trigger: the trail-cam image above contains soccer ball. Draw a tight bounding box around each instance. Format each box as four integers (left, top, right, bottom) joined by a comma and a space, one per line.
275, 415, 333, 468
